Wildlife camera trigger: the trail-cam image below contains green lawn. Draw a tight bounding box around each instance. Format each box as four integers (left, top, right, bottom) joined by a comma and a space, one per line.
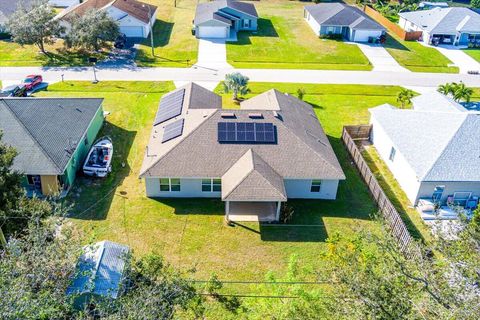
226, 1, 372, 70
0, 40, 108, 67
361, 146, 432, 242
384, 33, 459, 73
34, 81, 410, 282
134, 0, 199, 67
463, 48, 480, 63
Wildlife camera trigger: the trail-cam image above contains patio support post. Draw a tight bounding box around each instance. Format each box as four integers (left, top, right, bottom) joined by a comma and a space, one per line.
225, 201, 231, 224
275, 201, 282, 221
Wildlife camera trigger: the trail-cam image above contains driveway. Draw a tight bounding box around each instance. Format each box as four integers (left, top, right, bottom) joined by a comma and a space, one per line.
194, 38, 233, 70
356, 43, 409, 72
431, 45, 480, 74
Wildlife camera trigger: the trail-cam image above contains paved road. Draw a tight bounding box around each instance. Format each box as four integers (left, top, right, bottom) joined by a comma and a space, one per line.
3, 66, 480, 87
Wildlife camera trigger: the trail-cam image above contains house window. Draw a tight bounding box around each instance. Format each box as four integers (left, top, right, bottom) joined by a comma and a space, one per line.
310, 180, 322, 193
160, 178, 181, 192
27, 175, 35, 185
389, 147, 396, 161
202, 178, 221, 192
243, 19, 250, 28
326, 26, 335, 34
432, 185, 445, 202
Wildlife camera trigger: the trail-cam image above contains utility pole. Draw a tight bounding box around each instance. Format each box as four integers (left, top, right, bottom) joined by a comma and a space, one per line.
143, 4, 155, 57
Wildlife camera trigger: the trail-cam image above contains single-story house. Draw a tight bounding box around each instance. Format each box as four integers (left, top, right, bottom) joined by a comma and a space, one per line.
49, 0, 80, 8
140, 83, 346, 222
369, 92, 480, 206
58, 0, 157, 38
67, 241, 130, 310
194, 0, 258, 39
398, 7, 480, 45
0, 0, 34, 33
304, 3, 385, 42
0, 97, 104, 197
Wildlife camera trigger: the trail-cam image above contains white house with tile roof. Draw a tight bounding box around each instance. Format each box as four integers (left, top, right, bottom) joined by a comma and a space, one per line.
140, 83, 345, 222
369, 92, 480, 205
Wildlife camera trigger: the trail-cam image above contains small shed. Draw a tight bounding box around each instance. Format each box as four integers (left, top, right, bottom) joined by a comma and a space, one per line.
67, 240, 130, 309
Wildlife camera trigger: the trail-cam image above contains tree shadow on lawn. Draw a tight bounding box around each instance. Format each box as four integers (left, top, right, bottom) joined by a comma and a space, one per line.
67, 122, 137, 220
229, 18, 279, 46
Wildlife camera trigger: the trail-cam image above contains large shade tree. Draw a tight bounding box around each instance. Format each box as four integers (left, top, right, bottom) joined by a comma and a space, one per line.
66, 9, 119, 51
6, 0, 64, 54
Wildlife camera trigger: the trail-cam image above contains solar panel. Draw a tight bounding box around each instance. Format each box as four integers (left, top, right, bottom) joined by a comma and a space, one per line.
154, 89, 185, 126
218, 122, 276, 144
162, 119, 184, 143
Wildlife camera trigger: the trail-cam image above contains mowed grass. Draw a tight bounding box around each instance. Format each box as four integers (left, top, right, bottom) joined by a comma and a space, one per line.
134, 0, 199, 67
463, 48, 480, 63
226, 0, 372, 70
0, 40, 108, 67
384, 33, 459, 73
35, 81, 408, 281
362, 146, 432, 242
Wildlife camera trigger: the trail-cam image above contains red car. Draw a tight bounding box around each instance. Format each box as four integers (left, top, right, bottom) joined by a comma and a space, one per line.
22, 75, 43, 90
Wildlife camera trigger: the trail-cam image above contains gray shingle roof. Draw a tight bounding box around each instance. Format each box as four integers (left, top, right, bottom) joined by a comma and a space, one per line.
411, 92, 466, 113
67, 241, 130, 299
222, 149, 287, 201
305, 3, 384, 30
140, 87, 345, 181
195, 0, 258, 26
370, 106, 480, 182
183, 82, 222, 110
399, 7, 480, 34
0, 98, 103, 175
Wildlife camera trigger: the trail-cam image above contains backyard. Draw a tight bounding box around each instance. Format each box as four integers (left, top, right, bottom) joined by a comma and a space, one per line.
384, 32, 459, 73
33, 81, 413, 284
226, 0, 372, 70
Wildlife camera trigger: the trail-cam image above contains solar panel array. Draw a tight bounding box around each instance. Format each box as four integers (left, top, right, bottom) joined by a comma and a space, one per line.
162, 119, 185, 143
154, 89, 185, 126
218, 122, 276, 143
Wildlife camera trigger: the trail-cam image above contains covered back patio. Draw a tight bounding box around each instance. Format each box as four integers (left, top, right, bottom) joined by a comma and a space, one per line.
225, 201, 281, 222
221, 149, 287, 223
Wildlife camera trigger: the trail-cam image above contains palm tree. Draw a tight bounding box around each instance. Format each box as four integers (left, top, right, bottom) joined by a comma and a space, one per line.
437, 82, 456, 96
224, 72, 250, 101
397, 88, 415, 108
453, 82, 473, 103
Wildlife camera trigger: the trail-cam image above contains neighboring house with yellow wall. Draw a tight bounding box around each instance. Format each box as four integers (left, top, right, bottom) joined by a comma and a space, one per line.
0, 97, 104, 197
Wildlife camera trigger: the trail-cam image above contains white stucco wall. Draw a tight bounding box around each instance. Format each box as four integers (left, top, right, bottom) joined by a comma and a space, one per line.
145, 177, 341, 200
284, 179, 340, 199
370, 116, 422, 205
305, 11, 321, 36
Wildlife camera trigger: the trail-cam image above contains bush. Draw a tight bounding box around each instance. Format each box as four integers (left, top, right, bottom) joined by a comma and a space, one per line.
319, 33, 343, 40
0, 32, 10, 40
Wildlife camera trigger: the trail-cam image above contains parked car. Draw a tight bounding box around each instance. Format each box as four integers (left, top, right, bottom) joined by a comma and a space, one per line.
0, 84, 27, 97
114, 34, 127, 49
22, 75, 43, 90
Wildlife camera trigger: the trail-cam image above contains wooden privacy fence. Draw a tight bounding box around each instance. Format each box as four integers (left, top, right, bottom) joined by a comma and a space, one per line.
342, 125, 414, 254
363, 5, 422, 41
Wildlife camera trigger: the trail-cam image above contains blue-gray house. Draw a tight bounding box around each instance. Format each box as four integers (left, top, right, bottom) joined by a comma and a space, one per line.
194, 0, 258, 39
304, 3, 385, 42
